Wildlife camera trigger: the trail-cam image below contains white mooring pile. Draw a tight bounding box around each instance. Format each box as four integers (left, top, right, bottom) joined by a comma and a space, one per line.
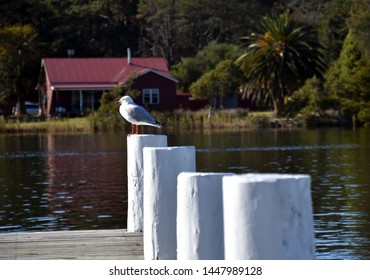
126, 135, 315, 260
127, 135, 167, 232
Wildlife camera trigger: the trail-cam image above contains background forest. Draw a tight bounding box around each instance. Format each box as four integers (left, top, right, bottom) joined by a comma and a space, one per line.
1, 0, 370, 126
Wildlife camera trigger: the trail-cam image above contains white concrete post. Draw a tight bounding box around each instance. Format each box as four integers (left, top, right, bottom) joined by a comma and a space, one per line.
223, 173, 315, 260
143, 146, 196, 260
177, 172, 233, 260
127, 135, 167, 232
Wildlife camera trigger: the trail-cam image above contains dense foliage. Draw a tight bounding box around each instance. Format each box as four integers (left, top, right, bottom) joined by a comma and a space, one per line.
89, 86, 126, 132
171, 41, 241, 92
0, 0, 369, 126
236, 13, 326, 117
189, 59, 244, 104
0, 24, 38, 113
325, 30, 370, 125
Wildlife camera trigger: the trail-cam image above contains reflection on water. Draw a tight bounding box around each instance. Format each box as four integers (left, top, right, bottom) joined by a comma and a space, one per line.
0, 134, 127, 232
197, 144, 360, 152
0, 128, 370, 259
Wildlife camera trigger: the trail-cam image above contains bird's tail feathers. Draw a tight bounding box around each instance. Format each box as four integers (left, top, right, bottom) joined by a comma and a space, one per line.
155, 121, 164, 128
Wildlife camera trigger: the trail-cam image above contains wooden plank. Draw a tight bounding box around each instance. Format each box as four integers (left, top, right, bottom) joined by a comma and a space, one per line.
0, 229, 144, 260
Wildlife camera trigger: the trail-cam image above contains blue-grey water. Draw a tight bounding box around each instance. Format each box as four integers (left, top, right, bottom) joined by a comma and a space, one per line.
0, 128, 369, 259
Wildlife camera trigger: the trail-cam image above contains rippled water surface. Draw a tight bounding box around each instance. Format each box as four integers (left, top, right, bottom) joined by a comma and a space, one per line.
0, 128, 369, 259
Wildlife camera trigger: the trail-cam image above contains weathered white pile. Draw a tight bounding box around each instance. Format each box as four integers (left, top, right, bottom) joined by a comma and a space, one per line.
126, 135, 315, 260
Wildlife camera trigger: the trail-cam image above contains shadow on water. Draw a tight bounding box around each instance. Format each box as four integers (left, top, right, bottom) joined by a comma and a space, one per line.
0, 128, 370, 259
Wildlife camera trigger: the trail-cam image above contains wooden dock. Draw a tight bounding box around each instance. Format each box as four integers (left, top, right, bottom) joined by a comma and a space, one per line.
0, 229, 143, 260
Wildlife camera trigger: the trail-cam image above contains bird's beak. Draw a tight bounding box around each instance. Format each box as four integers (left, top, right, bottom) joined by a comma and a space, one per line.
115, 101, 120, 106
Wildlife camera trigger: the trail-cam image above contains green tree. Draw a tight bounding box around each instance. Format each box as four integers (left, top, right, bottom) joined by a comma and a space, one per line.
236, 12, 326, 116
90, 86, 125, 132
46, 0, 139, 57
285, 77, 327, 117
171, 41, 241, 92
0, 25, 39, 114
319, 0, 351, 62
90, 74, 141, 132
325, 30, 370, 125
174, 0, 268, 57
138, 0, 271, 63
189, 59, 244, 108
347, 0, 370, 59
271, 0, 351, 62
138, 0, 177, 64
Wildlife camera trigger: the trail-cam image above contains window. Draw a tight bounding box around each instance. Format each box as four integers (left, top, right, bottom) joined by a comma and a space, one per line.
143, 88, 159, 104
71, 90, 103, 112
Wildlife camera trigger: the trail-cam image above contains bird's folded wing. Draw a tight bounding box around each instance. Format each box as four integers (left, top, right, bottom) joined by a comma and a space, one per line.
127, 104, 156, 124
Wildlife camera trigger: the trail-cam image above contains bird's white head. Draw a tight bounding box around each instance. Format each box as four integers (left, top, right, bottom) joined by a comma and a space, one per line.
117, 96, 134, 105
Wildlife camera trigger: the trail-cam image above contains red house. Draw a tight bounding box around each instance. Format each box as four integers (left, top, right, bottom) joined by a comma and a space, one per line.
176, 92, 208, 110
37, 55, 178, 115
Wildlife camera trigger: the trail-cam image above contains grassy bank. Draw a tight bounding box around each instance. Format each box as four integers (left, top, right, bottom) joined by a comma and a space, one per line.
0, 109, 307, 134
153, 109, 294, 130
0, 117, 93, 134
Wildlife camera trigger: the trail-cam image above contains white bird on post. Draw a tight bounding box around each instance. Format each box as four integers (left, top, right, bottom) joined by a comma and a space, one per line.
116, 96, 163, 135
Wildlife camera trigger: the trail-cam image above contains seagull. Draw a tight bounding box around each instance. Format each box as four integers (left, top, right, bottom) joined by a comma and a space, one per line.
116, 96, 163, 134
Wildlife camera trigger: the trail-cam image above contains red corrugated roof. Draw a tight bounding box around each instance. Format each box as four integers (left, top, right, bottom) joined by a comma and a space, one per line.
43, 57, 175, 89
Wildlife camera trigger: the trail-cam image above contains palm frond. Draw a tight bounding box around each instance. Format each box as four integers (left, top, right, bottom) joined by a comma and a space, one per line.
237, 12, 327, 115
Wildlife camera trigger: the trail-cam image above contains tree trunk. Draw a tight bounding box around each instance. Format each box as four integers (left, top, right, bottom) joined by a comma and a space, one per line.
14, 80, 26, 115
273, 93, 284, 117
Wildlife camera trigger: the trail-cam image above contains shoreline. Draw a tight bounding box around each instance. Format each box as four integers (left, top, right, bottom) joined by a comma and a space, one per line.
0, 110, 357, 134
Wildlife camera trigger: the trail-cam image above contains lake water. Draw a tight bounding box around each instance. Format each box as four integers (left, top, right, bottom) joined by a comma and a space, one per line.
0, 128, 369, 259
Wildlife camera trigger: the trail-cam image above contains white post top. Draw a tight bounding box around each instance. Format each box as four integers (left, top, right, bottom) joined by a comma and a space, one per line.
127, 134, 167, 139
178, 172, 234, 177
223, 173, 311, 183
144, 146, 195, 151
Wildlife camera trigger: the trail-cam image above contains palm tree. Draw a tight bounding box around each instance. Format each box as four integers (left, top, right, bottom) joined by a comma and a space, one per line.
236, 13, 326, 117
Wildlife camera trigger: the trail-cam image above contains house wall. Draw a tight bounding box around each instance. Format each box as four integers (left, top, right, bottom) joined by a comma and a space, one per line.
177, 94, 208, 110
46, 75, 54, 115
48, 90, 73, 115
49, 90, 105, 116
133, 72, 177, 110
